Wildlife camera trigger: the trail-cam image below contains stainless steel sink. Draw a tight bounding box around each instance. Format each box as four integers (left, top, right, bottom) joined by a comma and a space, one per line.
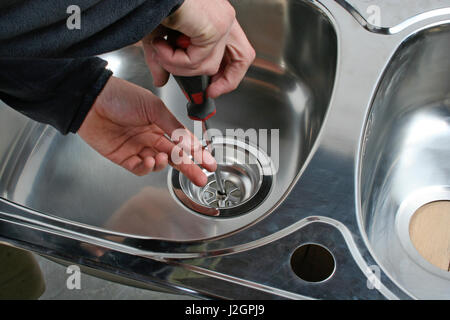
0, 0, 337, 241
359, 24, 450, 299
0, 0, 449, 300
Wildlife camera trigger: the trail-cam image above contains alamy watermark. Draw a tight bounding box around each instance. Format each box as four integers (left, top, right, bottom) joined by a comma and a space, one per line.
169, 121, 280, 174
367, 5, 381, 26
66, 264, 81, 290
66, 5, 81, 30
366, 265, 381, 290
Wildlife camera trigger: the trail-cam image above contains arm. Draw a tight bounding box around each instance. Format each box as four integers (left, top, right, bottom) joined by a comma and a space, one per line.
0, 58, 216, 185
0, 0, 216, 184
0, 0, 186, 134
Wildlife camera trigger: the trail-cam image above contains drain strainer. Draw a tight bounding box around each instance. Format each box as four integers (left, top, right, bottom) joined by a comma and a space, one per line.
201, 179, 242, 208
168, 137, 274, 218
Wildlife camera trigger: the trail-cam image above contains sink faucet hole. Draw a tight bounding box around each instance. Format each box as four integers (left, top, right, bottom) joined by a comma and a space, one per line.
409, 201, 450, 272
290, 244, 335, 283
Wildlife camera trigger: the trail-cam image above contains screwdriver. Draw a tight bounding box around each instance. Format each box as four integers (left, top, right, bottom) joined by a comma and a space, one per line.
169, 33, 227, 195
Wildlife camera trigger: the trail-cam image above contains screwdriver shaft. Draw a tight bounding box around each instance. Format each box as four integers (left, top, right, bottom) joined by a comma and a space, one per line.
202, 121, 227, 195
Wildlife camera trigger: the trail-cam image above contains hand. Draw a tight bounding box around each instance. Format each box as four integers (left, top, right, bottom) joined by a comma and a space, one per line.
142, 0, 255, 98
77, 76, 217, 187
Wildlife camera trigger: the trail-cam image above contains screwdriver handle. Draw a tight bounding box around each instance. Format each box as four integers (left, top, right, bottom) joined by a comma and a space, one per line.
168, 32, 216, 121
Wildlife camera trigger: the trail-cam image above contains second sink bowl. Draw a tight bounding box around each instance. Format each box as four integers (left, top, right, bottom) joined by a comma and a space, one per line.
359, 24, 450, 299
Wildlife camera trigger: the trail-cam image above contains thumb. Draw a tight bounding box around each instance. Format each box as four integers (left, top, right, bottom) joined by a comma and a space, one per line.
145, 46, 170, 87
142, 27, 170, 87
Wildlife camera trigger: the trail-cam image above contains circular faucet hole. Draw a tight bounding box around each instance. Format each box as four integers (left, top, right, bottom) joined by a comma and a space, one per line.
290, 244, 335, 283
409, 201, 450, 272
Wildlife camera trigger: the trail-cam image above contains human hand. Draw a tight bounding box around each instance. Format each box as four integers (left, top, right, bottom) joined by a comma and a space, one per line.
142, 0, 255, 98
77, 76, 217, 187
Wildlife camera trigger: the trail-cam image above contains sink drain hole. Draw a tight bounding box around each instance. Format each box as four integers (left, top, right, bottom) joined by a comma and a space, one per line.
290, 244, 335, 283
169, 137, 274, 218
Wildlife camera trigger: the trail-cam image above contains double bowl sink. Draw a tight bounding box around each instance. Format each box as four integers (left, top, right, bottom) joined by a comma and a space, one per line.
0, 0, 448, 299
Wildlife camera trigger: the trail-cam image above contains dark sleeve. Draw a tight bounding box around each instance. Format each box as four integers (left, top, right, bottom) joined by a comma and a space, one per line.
0, 0, 184, 58
0, 57, 112, 135
0, 0, 183, 135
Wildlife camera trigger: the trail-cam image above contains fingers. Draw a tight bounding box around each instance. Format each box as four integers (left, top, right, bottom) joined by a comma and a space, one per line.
120, 148, 169, 176
171, 128, 217, 172
207, 21, 256, 98
146, 48, 170, 87
144, 0, 253, 99
161, 0, 236, 50
149, 20, 255, 98
153, 152, 169, 172
80, 75, 215, 186
121, 155, 155, 176
130, 143, 209, 187
140, 148, 169, 172
150, 0, 236, 78
151, 36, 227, 76
141, 97, 217, 172
142, 26, 171, 87
148, 134, 210, 187
99, 81, 216, 185
143, 96, 185, 136
113, 128, 213, 186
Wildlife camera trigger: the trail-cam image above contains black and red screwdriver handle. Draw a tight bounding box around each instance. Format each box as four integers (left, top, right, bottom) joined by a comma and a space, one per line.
168, 33, 217, 121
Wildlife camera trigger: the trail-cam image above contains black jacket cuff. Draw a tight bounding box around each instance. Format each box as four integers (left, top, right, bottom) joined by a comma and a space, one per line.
0, 57, 112, 135
68, 64, 112, 133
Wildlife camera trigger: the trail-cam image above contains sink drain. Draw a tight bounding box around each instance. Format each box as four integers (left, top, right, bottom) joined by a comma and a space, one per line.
168, 137, 274, 218
201, 178, 243, 209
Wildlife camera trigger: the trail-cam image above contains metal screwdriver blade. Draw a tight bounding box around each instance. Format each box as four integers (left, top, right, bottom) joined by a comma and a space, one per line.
202, 121, 227, 196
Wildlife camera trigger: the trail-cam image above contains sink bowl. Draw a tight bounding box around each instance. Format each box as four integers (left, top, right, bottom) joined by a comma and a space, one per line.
0, 0, 337, 242
359, 24, 450, 299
